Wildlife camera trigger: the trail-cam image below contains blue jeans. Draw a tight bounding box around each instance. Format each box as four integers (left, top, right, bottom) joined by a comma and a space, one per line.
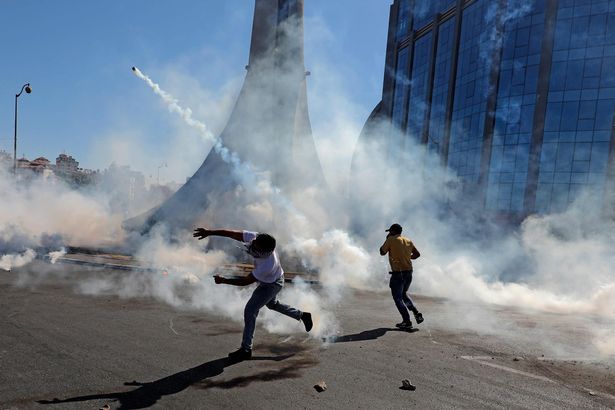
241, 281, 302, 351
389, 270, 418, 322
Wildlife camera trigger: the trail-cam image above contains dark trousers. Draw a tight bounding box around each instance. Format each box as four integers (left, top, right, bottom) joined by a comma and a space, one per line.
389, 270, 418, 322
241, 282, 302, 351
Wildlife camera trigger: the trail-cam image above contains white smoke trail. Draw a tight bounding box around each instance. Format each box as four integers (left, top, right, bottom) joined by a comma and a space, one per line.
131, 66, 217, 143
131, 66, 306, 225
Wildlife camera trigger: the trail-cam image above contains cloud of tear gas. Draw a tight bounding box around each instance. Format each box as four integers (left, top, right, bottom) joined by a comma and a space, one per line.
74, 227, 338, 338
594, 331, 615, 356
0, 249, 36, 271
4, 7, 344, 345
124, 14, 385, 340
4, 1, 614, 357
343, 0, 615, 356
303, 1, 614, 356
48, 248, 67, 264
0, 167, 124, 251
350, 113, 615, 356
287, 230, 376, 293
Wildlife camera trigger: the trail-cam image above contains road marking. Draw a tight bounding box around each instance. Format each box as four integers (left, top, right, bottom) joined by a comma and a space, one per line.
462, 356, 615, 402
169, 318, 179, 335
537, 357, 596, 362
460, 356, 555, 383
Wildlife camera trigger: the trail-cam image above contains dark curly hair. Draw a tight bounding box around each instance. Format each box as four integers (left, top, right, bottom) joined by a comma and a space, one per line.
254, 233, 276, 253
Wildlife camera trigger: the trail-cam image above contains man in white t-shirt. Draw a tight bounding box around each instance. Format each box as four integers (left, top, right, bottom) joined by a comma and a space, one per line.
193, 227, 313, 362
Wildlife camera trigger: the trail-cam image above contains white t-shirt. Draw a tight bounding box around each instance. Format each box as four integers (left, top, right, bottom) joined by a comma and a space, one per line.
243, 231, 284, 284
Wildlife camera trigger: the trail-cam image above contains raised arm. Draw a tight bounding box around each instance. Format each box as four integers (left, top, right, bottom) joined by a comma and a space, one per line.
379, 236, 390, 256
193, 228, 244, 242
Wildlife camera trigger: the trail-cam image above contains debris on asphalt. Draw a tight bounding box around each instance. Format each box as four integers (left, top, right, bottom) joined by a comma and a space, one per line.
314, 381, 327, 392
588, 391, 596, 396
400, 379, 416, 391
513, 356, 524, 361
100, 405, 111, 410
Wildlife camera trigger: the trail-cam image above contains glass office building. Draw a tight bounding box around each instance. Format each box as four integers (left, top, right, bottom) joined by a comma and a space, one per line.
366, 0, 615, 216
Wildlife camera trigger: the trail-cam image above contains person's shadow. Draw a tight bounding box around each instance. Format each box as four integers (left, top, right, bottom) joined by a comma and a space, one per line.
37, 354, 292, 409
328, 327, 418, 343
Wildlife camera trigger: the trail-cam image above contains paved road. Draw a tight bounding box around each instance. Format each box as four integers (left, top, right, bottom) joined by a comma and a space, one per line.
1, 262, 614, 409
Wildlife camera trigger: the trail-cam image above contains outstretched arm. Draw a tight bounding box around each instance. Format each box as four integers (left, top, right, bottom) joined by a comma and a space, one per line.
213, 273, 257, 286
193, 228, 244, 242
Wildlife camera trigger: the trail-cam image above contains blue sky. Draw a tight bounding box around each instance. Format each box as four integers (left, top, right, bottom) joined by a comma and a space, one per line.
0, 1, 389, 182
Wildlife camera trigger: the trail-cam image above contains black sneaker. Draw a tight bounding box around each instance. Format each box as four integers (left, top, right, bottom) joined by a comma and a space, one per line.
395, 321, 413, 329
415, 312, 424, 324
301, 312, 313, 332
228, 347, 252, 362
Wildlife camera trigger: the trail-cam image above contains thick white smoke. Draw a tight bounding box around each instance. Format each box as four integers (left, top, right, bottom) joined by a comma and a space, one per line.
129, 58, 615, 355
287, 230, 376, 293
3, 2, 614, 358
0, 249, 36, 271
0, 166, 125, 273
47, 248, 66, 264
350, 121, 615, 356
72, 226, 338, 338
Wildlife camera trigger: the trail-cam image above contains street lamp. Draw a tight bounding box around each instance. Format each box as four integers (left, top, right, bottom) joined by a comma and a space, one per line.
14, 83, 32, 174
157, 162, 167, 185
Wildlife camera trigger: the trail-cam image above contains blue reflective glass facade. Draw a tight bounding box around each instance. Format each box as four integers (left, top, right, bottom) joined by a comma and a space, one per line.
406, 32, 433, 143
413, 0, 456, 30
374, 0, 615, 217
390, 47, 410, 154
448, 0, 494, 184
486, 2, 546, 211
428, 17, 455, 153
397, 0, 411, 40
535, 0, 615, 212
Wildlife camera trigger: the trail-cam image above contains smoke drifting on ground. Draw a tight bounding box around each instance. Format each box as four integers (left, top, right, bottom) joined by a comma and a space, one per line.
0, 167, 125, 270
2, 2, 614, 357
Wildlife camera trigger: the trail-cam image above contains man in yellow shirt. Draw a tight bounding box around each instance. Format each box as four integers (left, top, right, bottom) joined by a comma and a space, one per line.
379, 223, 424, 329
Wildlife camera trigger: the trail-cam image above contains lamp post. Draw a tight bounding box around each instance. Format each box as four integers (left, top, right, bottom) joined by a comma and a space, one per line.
14, 83, 32, 174
157, 162, 167, 185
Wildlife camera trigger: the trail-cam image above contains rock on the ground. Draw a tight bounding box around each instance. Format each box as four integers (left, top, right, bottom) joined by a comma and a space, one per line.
401, 379, 416, 391
314, 381, 327, 392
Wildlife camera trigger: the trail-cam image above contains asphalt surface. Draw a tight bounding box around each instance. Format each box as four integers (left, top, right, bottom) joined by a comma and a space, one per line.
1, 261, 614, 409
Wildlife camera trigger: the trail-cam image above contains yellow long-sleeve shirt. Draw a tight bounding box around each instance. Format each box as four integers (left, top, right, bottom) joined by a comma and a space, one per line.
380, 234, 416, 272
